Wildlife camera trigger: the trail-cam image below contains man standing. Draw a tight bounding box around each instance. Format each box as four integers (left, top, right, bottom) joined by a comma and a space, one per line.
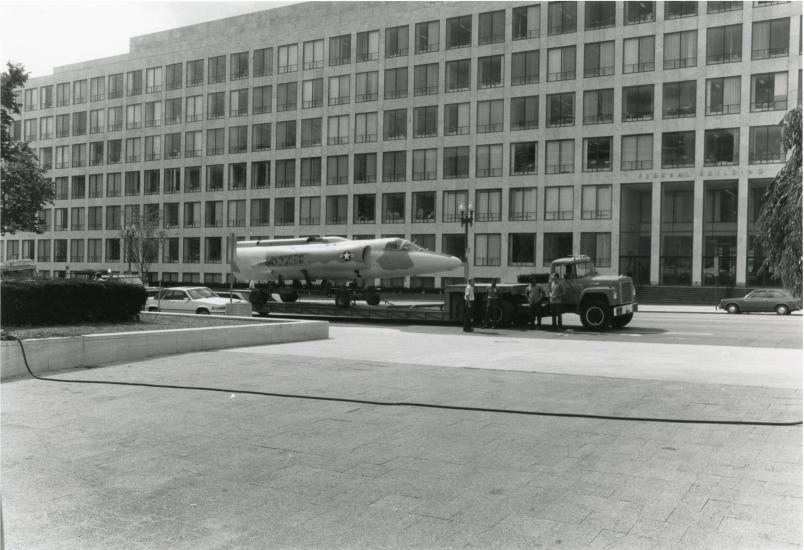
527, 278, 545, 329
549, 272, 564, 330
484, 281, 501, 329
463, 278, 475, 332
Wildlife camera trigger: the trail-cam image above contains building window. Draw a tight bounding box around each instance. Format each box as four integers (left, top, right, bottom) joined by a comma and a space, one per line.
124, 171, 140, 196
706, 76, 741, 115
476, 145, 503, 178
163, 133, 180, 160
510, 142, 537, 175
184, 130, 201, 158
302, 79, 323, 109
581, 233, 611, 267
509, 233, 537, 266
252, 161, 271, 188
545, 140, 574, 174
276, 120, 296, 149
105, 206, 121, 231
752, 19, 790, 59
356, 30, 379, 62
583, 138, 612, 172
355, 71, 379, 103
300, 157, 321, 186
56, 82, 70, 106
325, 195, 348, 224
164, 168, 180, 193
327, 114, 349, 145
164, 98, 181, 125
663, 81, 696, 119
479, 10, 505, 45
206, 128, 224, 156
384, 67, 408, 99
665, 1, 696, 19
328, 75, 350, 105
475, 234, 501, 266
126, 70, 142, 96
252, 122, 271, 152
581, 185, 612, 219
415, 20, 440, 53
412, 192, 435, 223
299, 196, 320, 225
446, 15, 472, 49
443, 147, 469, 179
385, 25, 409, 58
228, 163, 247, 190
443, 190, 468, 223
624, 1, 655, 25
661, 131, 696, 168
205, 237, 223, 263
249, 197, 272, 227
383, 109, 407, 140
751, 72, 788, 112
708, 1, 743, 13
477, 99, 504, 133
382, 193, 405, 223
125, 137, 140, 163
185, 95, 203, 123
275, 159, 296, 188
547, 92, 575, 127
278, 44, 298, 73
622, 85, 653, 121
303, 39, 324, 70
106, 173, 121, 197
353, 194, 376, 224
183, 203, 201, 229
664, 30, 697, 69
277, 82, 298, 111
445, 59, 470, 92
326, 155, 348, 185
207, 55, 226, 84
475, 189, 502, 222
185, 167, 201, 193
186, 60, 204, 86
584, 41, 614, 78
164, 63, 182, 90
73, 111, 88, 135
144, 170, 160, 194
330, 34, 352, 66
444, 102, 470, 135
229, 88, 248, 116
382, 151, 406, 182
586, 1, 615, 30
704, 128, 740, 166
623, 36, 655, 73
547, 46, 575, 81
707, 24, 742, 65
354, 153, 377, 183
227, 199, 246, 227
354, 112, 377, 143
413, 105, 438, 138
73, 80, 87, 104
543, 233, 573, 265
622, 134, 653, 170
254, 47, 273, 77
511, 95, 539, 130
548, 1, 576, 35
509, 188, 538, 221
207, 92, 225, 119
412, 149, 437, 181
545, 186, 574, 220
301, 117, 322, 147
513, 5, 540, 39
145, 67, 161, 94
40, 85, 53, 108
511, 50, 539, 85
583, 88, 614, 125
749, 126, 784, 163
206, 165, 224, 191
414, 63, 439, 96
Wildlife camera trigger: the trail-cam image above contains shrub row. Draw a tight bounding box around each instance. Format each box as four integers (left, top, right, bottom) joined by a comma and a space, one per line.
1, 280, 146, 327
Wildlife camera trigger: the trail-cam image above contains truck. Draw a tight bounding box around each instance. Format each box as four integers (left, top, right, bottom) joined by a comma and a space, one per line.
445, 254, 637, 330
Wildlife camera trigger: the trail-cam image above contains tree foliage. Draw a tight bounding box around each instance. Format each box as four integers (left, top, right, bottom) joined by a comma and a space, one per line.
757, 107, 803, 296
1, 62, 54, 235
119, 208, 167, 282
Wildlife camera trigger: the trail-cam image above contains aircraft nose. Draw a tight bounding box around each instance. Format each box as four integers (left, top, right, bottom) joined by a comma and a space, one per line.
413, 251, 464, 273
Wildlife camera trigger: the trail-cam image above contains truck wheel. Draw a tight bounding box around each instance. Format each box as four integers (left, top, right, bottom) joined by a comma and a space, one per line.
279, 289, 299, 303
580, 299, 612, 330
335, 293, 351, 308
365, 293, 381, 306
611, 312, 633, 329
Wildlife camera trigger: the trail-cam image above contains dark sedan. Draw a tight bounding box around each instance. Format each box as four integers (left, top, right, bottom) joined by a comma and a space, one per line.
718, 289, 802, 315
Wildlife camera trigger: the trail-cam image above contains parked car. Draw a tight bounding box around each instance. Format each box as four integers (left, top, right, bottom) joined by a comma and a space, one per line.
145, 286, 248, 314
718, 289, 802, 315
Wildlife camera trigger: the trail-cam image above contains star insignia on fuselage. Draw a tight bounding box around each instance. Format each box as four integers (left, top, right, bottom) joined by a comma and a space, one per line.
340, 251, 353, 261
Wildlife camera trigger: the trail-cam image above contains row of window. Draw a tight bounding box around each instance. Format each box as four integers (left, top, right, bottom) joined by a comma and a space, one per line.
18, 70, 801, 150
35, 123, 786, 186
22, 15, 799, 114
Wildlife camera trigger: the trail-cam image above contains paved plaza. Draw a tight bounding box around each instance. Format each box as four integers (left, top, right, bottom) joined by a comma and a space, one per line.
2, 318, 801, 549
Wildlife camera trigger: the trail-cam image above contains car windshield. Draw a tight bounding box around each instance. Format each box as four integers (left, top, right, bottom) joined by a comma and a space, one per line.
187, 287, 217, 299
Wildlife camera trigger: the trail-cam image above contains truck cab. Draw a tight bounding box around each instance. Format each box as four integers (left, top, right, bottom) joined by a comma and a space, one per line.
550, 255, 638, 329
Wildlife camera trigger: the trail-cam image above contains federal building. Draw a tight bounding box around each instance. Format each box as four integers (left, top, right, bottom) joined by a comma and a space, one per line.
4, 1, 802, 289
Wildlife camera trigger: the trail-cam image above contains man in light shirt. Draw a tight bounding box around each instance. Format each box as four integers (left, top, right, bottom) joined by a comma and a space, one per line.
463, 278, 475, 332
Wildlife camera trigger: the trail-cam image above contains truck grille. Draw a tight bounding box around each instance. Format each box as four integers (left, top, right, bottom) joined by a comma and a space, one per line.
622, 280, 635, 303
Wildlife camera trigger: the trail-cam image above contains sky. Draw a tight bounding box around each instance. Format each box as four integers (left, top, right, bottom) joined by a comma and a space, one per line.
0, 0, 297, 78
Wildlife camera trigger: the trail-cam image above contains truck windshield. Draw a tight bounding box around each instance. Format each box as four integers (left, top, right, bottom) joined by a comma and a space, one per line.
575, 261, 596, 277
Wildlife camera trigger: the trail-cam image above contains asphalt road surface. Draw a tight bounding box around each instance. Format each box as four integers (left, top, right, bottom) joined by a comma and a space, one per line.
336, 311, 803, 350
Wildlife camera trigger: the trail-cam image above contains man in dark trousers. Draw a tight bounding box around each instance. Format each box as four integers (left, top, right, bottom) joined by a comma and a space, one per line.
527, 278, 545, 329
549, 272, 565, 330
483, 281, 501, 329
463, 278, 475, 332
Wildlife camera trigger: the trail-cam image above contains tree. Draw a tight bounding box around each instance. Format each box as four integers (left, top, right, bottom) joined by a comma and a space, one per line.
757, 106, 803, 296
119, 208, 167, 283
1, 62, 54, 235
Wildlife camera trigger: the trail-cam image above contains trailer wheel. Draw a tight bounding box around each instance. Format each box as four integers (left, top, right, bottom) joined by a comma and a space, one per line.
335, 292, 351, 308
580, 299, 612, 330
279, 289, 298, 303
365, 293, 381, 306
610, 312, 633, 329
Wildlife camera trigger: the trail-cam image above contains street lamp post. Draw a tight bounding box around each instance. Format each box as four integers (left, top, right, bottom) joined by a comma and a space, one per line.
123, 223, 137, 273
459, 202, 473, 281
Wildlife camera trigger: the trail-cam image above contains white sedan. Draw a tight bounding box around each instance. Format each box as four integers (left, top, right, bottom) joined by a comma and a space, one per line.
145, 286, 248, 314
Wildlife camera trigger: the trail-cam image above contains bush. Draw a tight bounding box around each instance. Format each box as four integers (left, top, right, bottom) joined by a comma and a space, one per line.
1, 280, 146, 327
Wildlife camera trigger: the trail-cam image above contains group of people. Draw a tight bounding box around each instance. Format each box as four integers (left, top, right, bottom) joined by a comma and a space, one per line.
463, 273, 568, 332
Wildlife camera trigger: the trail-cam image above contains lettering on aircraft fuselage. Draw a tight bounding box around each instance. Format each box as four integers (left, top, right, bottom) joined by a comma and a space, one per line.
263, 253, 306, 267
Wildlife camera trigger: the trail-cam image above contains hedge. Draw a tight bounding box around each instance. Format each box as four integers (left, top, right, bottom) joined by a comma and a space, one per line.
1, 280, 146, 327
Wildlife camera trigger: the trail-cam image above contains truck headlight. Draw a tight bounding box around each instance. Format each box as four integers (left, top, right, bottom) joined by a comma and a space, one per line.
613, 291, 618, 300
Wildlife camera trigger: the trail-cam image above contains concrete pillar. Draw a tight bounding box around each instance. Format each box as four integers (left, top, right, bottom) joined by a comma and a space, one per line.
691, 179, 704, 286
650, 180, 661, 285
736, 177, 749, 287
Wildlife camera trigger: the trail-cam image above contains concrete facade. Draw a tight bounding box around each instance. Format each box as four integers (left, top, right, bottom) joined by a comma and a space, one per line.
3, 1, 802, 288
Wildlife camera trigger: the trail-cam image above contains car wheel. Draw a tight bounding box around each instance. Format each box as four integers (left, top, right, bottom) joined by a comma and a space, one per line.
196, 308, 210, 315
580, 299, 612, 330
147, 306, 159, 312
775, 304, 790, 315
726, 304, 740, 314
